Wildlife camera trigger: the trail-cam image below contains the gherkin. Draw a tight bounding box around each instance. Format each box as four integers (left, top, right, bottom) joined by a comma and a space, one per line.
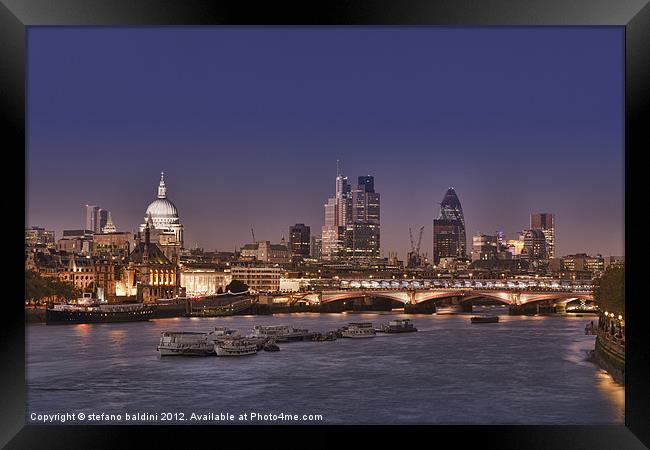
433, 187, 467, 265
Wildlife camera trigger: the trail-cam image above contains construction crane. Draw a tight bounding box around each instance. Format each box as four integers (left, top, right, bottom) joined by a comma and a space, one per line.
407, 226, 425, 268
416, 226, 424, 255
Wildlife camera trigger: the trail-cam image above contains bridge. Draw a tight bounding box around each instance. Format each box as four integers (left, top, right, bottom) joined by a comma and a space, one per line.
276, 278, 594, 313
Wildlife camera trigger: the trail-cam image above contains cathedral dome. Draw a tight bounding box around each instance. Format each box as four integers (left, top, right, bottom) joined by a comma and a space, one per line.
145, 198, 178, 219
144, 172, 179, 220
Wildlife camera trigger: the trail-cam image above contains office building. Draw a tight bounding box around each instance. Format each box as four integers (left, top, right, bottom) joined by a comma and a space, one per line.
531, 213, 555, 258
289, 224, 311, 257
432, 187, 467, 265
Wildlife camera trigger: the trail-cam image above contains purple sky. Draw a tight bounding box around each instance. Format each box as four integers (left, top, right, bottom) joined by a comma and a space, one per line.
26, 27, 624, 259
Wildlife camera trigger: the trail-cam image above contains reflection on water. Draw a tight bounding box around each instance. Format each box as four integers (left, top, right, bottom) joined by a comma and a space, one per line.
26, 311, 624, 424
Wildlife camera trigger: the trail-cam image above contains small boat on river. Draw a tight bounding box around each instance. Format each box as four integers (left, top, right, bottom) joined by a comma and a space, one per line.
215, 339, 259, 357
341, 322, 376, 338
378, 319, 418, 333
470, 316, 499, 324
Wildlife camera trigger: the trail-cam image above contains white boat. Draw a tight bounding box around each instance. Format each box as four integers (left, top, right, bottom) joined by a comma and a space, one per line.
214, 339, 258, 357
206, 327, 241, 343
157, 331, 215, 356
249, 325, 314, 342
157, 327, 242, 356
341, 322, 376, 338
380, 318, 418, 333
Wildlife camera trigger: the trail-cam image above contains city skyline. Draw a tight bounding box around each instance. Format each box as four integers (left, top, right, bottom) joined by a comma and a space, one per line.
27, 27, 624, 258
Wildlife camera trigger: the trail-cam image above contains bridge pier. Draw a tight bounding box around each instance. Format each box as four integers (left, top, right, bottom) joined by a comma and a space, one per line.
509, 304, 538, 315
461, 300, 473, 313
404, 302, 436, 314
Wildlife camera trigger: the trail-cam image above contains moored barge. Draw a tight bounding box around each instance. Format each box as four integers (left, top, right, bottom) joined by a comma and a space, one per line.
46, 302, 155, 325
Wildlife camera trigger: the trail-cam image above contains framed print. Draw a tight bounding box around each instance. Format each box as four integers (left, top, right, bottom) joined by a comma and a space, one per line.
2, 0, 649, 447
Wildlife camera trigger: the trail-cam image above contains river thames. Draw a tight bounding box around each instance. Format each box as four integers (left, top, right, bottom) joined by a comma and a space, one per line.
26, 308, 624, 425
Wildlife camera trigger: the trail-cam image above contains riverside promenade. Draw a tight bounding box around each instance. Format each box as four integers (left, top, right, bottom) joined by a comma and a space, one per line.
591, 312, 625, 384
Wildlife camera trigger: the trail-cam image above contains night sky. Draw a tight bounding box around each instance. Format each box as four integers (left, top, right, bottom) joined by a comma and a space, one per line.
27, 27, 624, 259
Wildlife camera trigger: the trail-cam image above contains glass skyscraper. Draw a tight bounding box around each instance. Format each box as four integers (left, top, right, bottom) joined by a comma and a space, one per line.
432, 187, 467, 265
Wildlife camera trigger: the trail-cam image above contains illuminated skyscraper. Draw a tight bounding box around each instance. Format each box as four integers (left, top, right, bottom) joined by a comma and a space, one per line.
322, 164, 380, 259
344, 176, 380, 258
432, 187, 467, 265
530, 213, 555, 258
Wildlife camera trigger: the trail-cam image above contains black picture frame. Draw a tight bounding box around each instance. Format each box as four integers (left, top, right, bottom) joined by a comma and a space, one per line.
2, 1, 648, 447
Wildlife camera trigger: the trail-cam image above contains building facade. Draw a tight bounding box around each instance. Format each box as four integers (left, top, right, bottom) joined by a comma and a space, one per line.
289, 224, 311, 257
230, 265, 283, 292
309, 235, 322, 259
25, 226, 55, 248
57, 229, 94, 255
521, 229, 548, 261
126, 225, 180, 303
471, 233, 498, 262
240, 241, 290, 264
180, 268, 232, 297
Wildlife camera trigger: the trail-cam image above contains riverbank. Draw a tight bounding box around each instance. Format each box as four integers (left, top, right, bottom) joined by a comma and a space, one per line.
590, 330, 625, 385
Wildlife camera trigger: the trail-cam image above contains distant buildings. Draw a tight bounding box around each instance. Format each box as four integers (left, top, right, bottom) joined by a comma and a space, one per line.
310, 235, 322, 259
25, 226, 55, 248
531, 213, 555, 258
56, 229, 94, 254
322, 166, 381, 260
471, 233, 499, 262
85, 205, 112, 234
240, 241, 290, 264
432, 188, 467, 265
289, 224, 311, 257
521, 229, 548, 261
102, 211, 117, 233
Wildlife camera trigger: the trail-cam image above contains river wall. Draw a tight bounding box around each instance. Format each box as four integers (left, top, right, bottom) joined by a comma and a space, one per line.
592, 330, 625, 385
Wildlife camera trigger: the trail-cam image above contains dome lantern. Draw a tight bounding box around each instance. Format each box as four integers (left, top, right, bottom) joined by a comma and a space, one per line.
157, 172, 166, 199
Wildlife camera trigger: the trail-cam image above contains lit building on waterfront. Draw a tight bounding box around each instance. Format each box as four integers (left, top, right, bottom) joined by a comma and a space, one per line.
180, 268, 232, 297
531, 213, 555, 258
432, 187, 467, 265
289, 224, 311, 257
58, 254, 96, 292
230, 264, 283, 292
139, 172, 184, 248
126, 223, 181, 303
